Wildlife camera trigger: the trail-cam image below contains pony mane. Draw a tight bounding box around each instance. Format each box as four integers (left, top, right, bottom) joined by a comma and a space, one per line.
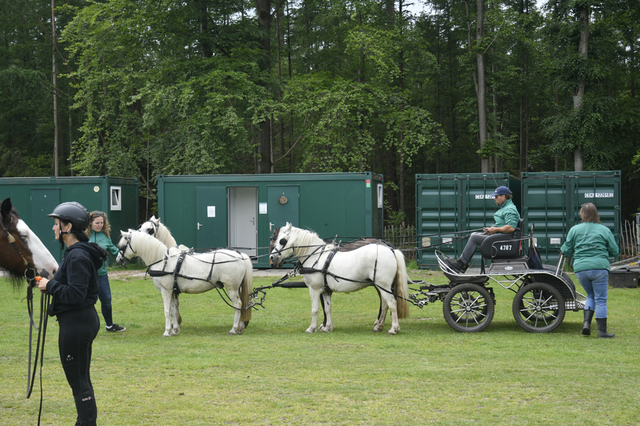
155, 221, 178, 247
130, 231, 169, 264
290, 226, 331, 257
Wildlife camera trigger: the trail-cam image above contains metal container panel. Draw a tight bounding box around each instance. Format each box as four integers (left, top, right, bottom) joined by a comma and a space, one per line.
415, 173, 520, 269
158, 173, 384, 268
0, 176, 139, 262
521, 171, 621, 265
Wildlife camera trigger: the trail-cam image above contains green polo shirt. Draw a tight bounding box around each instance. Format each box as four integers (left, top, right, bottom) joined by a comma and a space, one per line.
561, 222, 619, 272
493, 198, 520, 229
89, 230, 120, 276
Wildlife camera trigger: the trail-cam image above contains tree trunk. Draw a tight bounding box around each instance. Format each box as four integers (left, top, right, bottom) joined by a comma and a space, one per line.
52, 0, 59, 177
476, 0, 489, 172
255, 0, 272, 173
572, 5, 589, 172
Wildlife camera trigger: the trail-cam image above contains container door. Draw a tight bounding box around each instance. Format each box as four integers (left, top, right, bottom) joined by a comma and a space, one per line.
196, 186, 227, 249
572, 173, 621, 240
267, 186, 299, 232
415, 177, 460, 268
30, 188, 62, 261
521, 175, 571, 264
229, 187, 257, 260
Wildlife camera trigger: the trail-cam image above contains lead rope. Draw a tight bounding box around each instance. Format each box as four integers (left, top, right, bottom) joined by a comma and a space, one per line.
26, 281, 50, 426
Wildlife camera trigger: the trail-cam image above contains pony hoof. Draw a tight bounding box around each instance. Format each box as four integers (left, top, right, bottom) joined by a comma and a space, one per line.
305, 327, 317, 333
321, 326, 333, 332
372, 327, 382, 332
163, 333, 171, 337
387, 329, 398, 335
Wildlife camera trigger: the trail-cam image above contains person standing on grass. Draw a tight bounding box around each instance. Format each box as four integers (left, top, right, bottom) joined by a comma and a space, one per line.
86, 211, 126, 332
37, 202, 107, 425
561, 203, 619, 338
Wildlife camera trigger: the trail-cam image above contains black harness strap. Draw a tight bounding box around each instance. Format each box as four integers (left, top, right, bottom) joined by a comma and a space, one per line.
172, 251, 188, 297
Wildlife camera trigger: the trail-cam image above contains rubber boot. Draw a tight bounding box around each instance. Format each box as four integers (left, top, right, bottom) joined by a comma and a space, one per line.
74, 390, 97, 426
582, 309, 594, 336
596, 318, 615, 339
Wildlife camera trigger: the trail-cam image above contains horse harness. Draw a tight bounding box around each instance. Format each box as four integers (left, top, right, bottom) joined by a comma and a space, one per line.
144, 247, 246, 304
296, 239, 395, 295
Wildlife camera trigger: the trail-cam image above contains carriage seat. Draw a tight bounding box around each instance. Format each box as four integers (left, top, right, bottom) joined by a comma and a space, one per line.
479, 218, 525, 261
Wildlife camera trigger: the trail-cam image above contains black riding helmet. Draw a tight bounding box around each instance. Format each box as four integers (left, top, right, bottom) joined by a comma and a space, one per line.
48, 202, 90, 231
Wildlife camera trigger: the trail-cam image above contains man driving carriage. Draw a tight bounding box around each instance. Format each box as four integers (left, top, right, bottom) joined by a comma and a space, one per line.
444, 185, 521, 273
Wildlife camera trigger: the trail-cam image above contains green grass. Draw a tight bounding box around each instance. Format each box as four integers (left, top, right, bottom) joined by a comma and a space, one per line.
2, 269, 640, 425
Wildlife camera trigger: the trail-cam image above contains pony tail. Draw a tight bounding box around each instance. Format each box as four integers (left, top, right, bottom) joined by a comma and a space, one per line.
393, 249, 410, 319
239, 255, 253, 323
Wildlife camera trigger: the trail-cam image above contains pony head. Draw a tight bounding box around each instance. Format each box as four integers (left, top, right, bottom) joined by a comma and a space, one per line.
116, 229, 137, 265
269, 222, 294, 267
139, 215, 160, 237
1, 198, 58, 284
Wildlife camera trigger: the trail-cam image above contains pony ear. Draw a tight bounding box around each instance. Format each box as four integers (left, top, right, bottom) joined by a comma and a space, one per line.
1, 198, 11, 217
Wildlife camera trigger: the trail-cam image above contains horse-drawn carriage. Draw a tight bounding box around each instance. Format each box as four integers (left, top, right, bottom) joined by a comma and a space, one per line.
409, 219, 586, 333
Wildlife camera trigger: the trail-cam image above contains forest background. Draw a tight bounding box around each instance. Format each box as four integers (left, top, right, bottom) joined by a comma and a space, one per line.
1, 0, 639, 224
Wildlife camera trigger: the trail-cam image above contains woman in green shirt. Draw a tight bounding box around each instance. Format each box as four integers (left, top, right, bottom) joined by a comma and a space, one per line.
561, 203, 619, 338
86, 211, 126, 332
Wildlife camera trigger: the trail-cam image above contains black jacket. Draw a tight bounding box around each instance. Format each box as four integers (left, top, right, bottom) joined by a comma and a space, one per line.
47, 242, 107, 316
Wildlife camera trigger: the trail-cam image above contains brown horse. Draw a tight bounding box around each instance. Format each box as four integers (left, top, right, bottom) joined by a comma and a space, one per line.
0, 198, 58, 286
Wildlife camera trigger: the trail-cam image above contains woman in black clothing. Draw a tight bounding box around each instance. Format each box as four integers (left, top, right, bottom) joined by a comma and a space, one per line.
37, 202, 107, 426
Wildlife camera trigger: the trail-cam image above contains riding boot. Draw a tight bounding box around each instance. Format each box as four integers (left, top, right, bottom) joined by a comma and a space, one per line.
74, 390, 97, 426
444, 257, 467, 274
596, 318, 615, 339
582, 309, 594, 336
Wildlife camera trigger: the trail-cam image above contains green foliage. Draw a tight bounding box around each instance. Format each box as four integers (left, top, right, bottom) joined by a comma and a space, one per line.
1, 0, 639, 219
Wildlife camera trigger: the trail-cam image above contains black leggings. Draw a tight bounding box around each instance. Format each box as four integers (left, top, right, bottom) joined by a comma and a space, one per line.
57, 307, 100, 424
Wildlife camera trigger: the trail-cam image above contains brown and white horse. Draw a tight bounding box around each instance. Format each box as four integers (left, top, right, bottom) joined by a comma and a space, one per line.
0, 198, 58, 285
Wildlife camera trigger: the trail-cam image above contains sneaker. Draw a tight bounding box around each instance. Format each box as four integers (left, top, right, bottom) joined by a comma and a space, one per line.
444, 258, 467, 274
106, 324, 126, 332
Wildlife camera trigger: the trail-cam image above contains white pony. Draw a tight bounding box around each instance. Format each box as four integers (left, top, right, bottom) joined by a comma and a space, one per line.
138, 215, 189, 252
269, 223, 410, 335
117, 229, 253, 336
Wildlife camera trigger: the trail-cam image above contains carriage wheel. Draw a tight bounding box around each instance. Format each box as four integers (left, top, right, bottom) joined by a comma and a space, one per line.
443, 283, 495, 333
512, 281, 565, 333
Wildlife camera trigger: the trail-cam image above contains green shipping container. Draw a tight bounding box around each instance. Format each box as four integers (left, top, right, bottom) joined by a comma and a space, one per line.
415, 173, 521, 269
0, 176, 139, 262
521, 170, 621, 265
157, 173, 384, 268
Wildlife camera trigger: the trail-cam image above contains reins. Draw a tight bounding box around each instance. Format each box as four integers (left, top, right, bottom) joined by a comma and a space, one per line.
26, 277, 50, 426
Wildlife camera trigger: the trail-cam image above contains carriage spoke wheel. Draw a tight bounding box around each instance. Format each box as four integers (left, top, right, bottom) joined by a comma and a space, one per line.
512, 281, 565, 333
443, 283, 495, 333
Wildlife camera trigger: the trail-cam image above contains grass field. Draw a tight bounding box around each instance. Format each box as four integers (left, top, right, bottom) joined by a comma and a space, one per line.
1, 267, 640, 425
